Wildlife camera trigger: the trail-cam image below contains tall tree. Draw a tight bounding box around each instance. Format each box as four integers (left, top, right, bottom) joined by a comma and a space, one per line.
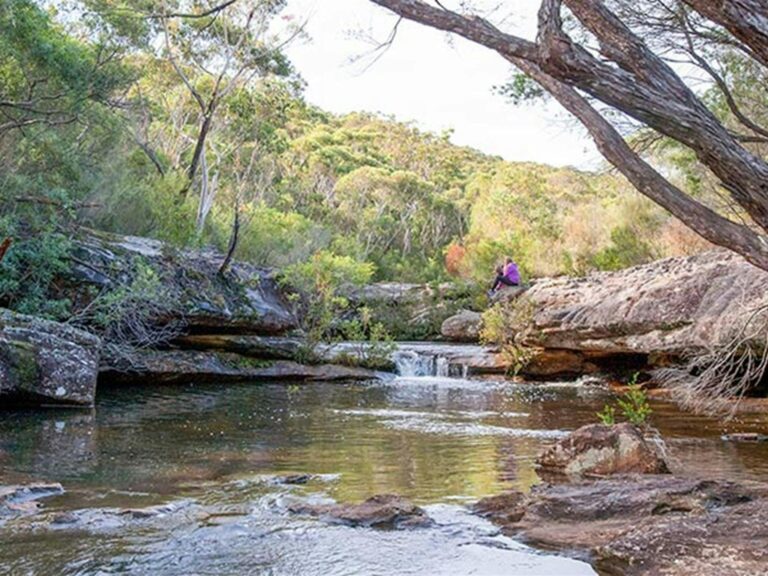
76, 0, 298, 231
367, 0, 768, 271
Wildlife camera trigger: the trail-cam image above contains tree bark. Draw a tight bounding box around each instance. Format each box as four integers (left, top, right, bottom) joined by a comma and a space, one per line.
187, 112, 215, 187
682, 0, 768, 69
511, 59, 768, 271
218, 201, 240, 276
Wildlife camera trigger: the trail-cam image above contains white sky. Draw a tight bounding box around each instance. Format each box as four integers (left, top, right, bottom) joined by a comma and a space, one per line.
283, 0, 601, 169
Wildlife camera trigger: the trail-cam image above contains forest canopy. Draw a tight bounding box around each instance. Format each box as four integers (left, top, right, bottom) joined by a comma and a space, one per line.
0, 0, 725, 319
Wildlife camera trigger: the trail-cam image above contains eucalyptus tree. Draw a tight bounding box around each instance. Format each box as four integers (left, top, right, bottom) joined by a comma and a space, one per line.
73, 0, 298, 233
367, 0, 768, 272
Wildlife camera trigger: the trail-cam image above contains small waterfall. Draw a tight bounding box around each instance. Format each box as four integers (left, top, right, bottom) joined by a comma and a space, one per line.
392, 349, 436, 377
435, 356, 450, 378
392, 347, 469, 378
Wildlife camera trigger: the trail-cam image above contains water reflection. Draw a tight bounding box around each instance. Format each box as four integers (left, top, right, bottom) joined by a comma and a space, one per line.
1, 376, 768, 575
2, 378, 768, 501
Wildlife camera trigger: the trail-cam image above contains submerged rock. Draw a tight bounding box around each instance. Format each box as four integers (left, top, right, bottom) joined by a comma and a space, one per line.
473, 476, 768, 576
0, 483, 64, 520
289, 494, 432, 528
721, 432, 768, 442
440, 310, 483, 342
0, 309, 100, 406
42, 500, 199, 533
275, 474, 314, 485
536, 423, 670, 477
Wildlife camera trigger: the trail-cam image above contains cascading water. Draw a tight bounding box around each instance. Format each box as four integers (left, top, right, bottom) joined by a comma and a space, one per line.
392, 349, 437, 377
321, 341, 489, 378
392, 346, 466, 377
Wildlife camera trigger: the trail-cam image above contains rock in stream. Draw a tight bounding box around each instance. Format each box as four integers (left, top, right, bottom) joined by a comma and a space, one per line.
289, 494, 433, 528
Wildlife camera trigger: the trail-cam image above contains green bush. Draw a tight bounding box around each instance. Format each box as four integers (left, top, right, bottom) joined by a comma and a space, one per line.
480, 299, 536, 375
596, 373, 653, 426
596, 405, 616, 425
617, 382, 653, 425
283, 250, 374, 348
0, 218, 73, 319
220, 204, 330, 268
590, 225, 658, 272
78, 258, 181, 347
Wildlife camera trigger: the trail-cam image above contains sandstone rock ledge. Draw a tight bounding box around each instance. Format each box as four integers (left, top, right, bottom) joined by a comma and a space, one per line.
517, 249, 768, 361
442, 249, 768, 378
474, 476, 768, 576
474, 424, 766, 575
100, 348, 385, 384
72, 230, 298, 335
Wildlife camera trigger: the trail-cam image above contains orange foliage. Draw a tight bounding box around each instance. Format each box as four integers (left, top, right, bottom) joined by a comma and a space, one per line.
444, 243, 466, 277
0, 238, 11, 263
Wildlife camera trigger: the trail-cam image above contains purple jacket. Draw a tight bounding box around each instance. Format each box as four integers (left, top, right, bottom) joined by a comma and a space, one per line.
504, 262, 520, 285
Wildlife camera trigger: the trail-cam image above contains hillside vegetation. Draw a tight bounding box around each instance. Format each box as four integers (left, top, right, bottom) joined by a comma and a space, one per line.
0, 0, 710, 321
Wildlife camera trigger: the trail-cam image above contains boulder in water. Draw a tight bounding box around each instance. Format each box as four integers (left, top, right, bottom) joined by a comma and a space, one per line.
440, 310, 483, 342
289, 494, 432, 528
473, 491, 527, 525
0, 309, 100, 406
536, 423, 670, 477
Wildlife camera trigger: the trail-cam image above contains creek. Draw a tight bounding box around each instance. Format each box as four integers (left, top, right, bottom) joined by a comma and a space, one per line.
2, 344, 768, 575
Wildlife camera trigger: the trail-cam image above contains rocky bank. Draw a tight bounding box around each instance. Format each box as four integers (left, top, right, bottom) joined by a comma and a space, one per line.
471, 422, 768, 575
0, 310, 100, 405
475, 475, 768, 576
5, 232, 768, 406
441, 249, 768, 380
0, 230, 385, 406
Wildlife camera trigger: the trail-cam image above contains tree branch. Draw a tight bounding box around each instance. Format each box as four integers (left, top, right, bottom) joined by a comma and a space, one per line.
682, 0, 768, 69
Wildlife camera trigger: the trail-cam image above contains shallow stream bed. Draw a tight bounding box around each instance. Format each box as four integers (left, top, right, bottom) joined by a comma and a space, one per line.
2, 365, 768, 575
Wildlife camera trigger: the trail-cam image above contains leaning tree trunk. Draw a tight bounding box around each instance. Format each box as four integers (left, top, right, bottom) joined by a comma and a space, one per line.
368, 0, 768, 271
218, 200, 240, 276
682, 0, 768, 69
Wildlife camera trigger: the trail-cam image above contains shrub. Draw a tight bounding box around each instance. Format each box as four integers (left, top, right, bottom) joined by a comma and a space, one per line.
283, 250, 374, 348
617, 382, 653, 425
480, 298, 536, 374
0, 219, 73, 320
596, 373, 653, 426
75, 258, 182, 348
336, 307, 396, 369
596, 405, 616, 425
590, 225, 658, 271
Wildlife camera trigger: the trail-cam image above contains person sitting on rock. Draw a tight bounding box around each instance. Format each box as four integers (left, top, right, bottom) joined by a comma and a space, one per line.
489, 257, 520, 296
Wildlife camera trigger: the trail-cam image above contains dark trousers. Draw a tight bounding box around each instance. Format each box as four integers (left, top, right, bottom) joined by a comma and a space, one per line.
491, 275, 518, 291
